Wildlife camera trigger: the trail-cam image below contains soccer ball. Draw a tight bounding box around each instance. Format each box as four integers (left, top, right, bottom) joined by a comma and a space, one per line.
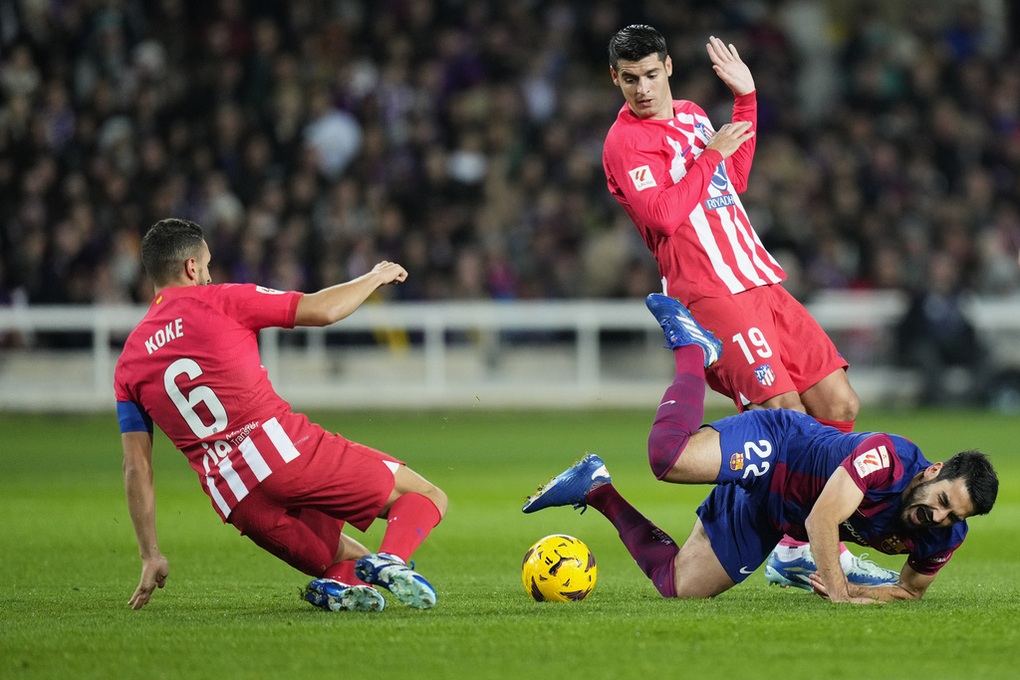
521, 534, 597, 602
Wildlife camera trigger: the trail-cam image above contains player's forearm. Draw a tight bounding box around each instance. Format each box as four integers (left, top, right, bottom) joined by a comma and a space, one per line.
727, 92, 757, 192
297, 272, 386, 326
124, 464, 161, 560
637, 151, 723, 235
804, 517, 851, 601
847, 582, 920, 602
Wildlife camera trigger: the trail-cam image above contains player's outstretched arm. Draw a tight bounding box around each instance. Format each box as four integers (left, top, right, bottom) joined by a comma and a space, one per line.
122, 431, 169, 610
706, 36, 754, 96
851, 564, 934, 602
804, 467, 880, 604
295, 261, 408, 327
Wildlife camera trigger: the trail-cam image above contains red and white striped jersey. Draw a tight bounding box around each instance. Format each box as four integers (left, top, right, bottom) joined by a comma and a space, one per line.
114, 283, 318, 521
602, 93, 785, 305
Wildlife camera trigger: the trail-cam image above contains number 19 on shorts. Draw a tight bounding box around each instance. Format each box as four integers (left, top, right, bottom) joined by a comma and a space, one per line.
732, 328, 773, 364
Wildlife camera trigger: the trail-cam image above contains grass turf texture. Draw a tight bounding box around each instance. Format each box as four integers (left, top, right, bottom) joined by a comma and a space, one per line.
1, 408, 1017, 679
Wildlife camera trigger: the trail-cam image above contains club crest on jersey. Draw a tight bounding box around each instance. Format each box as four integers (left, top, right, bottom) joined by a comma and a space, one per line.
853, 445, 890, 477
881, 535, 907, 553
628, 165, 656, 191
729, 452, 744, 471
754, 364, 775, 386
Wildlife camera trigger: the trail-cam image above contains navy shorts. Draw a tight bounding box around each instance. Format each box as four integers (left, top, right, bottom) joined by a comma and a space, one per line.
694, 410, 806, 582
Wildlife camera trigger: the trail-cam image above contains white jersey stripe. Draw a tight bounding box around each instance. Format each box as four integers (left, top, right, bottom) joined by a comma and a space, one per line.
218, 455, 249, 503
716, 204, 767, 286
264, 417, 300, 462
206, 475, 232, 517
748, 222, 785, 274
689, 205, 745, 294
238, 437, 272, 482
738, 220, 784, 284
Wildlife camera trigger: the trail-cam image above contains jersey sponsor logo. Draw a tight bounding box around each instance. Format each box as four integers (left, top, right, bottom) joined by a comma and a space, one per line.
225, 420, 260, 446
628, 165, 657, 191
704, 193, 736, 210
754, 363, 775, 386
729, 452, 744, 471
709, 163, 730, 191
201, 416, 300, 518
853, 445, 890, 478
841, 519, 865, 544
255, 286, 287, 295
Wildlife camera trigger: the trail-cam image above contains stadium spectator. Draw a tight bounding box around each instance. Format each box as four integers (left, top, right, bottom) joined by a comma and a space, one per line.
0, 1, 1017, 334
115, 217, 447, 611
523, 294, 999, 602
896, 249, 991, 406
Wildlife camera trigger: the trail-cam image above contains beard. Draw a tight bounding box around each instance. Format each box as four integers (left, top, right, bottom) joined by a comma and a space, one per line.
900, 479, 937, 529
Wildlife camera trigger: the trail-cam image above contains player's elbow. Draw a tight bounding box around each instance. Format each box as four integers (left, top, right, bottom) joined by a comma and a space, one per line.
643, 210, 680, 236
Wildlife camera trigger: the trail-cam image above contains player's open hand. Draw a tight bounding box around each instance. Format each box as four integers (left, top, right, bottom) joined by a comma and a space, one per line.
706, 36, 754, 96
808, 572, 882, 605
129, 554, 169, 610
371, 261, 409, 285
705, 121, 754, 159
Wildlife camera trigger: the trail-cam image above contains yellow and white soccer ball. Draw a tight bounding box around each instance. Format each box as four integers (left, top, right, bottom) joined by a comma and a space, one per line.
521, 534, 597, 602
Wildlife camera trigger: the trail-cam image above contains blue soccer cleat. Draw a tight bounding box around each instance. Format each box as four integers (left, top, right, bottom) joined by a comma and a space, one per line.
522, 453, 611, 514
843, 553, 900, 587
765, 545, 900, 590
645, 293, 722, 367
355, 553, 437, 609
764, 547, 816, 591
302, 578, 386, 612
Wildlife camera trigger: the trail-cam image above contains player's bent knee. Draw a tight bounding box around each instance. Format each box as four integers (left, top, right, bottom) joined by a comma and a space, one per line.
647, 427, 686, 480
391, 465, 449, 517
428, 485, 449, 518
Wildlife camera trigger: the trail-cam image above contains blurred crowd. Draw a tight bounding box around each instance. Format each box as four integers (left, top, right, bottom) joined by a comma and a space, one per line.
2, 0, 1020, 315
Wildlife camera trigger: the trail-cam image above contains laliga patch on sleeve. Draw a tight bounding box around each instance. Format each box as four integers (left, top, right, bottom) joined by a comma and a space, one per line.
255, 286, 287, 295
852, 445, 890, 478
628, 165, 657, 191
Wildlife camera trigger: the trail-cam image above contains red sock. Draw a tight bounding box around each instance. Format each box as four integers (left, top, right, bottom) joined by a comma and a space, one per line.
646, 344, 706, 479
588, 484, 679, 597
815, 418, 855, 433
322, 560, 368, 586
378, 493, 442, 562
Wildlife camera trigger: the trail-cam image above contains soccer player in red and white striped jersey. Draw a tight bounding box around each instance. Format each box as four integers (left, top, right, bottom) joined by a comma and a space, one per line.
602, 26, 891, 586
116, 218, 446, 611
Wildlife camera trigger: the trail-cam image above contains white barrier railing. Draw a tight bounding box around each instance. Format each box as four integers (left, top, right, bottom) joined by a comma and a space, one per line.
2, 291, 1020, 411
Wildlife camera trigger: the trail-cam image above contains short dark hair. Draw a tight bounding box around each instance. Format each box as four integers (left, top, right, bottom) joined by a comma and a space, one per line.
608, 25, 668, 69
140, 218, 205, 285
938, 450, 998, 516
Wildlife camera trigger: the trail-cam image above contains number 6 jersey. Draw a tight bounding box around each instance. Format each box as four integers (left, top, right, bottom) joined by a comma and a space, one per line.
114, 283, 311, 520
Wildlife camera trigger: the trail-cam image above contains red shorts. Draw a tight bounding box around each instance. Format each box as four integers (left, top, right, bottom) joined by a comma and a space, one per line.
688, 284, 848, 410
227, 432, 402, 577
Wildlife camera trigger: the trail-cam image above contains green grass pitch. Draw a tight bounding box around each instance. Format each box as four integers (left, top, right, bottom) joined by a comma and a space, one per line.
1, 407, 1018, 679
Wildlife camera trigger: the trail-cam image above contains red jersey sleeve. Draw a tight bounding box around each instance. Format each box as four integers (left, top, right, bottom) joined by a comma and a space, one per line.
724, 91, 757, 193
208, 284, 302, 331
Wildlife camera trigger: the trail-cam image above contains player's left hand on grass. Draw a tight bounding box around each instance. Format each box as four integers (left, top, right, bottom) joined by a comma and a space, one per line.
808, 572, 881, 605
129, 554, 169, 610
